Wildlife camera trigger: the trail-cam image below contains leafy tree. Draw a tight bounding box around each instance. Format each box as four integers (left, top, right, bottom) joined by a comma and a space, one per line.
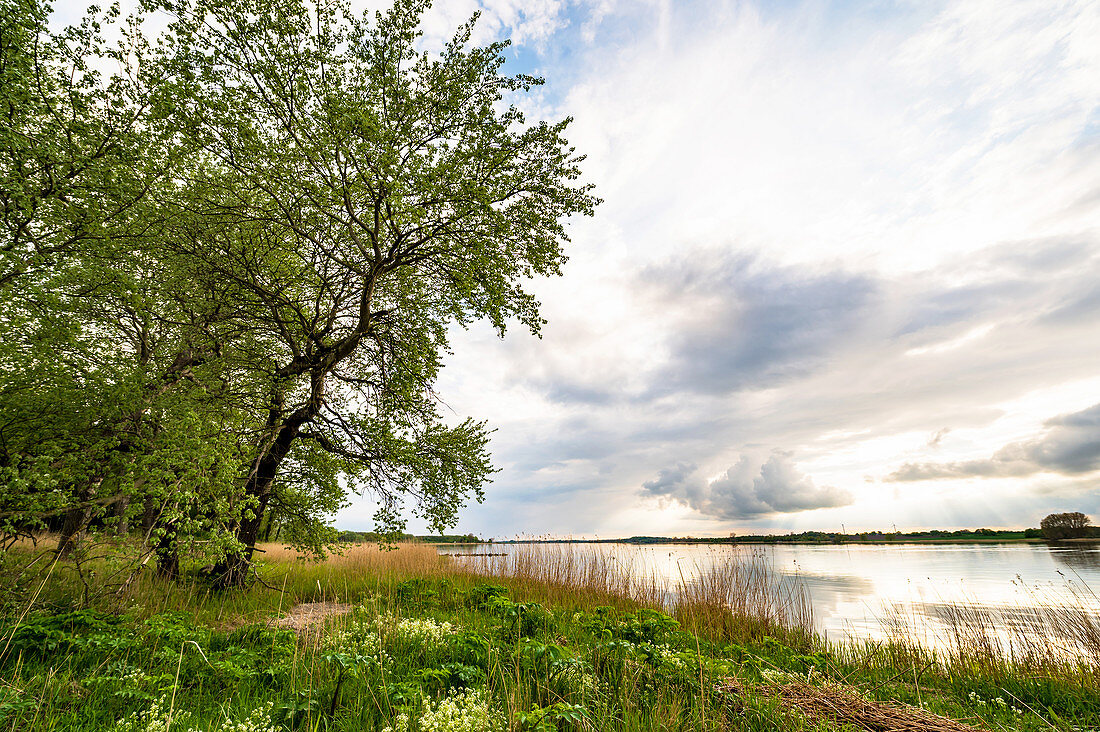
0, 0, 158, 546
0, 0, 163, 285
0, 0, 596, 587
151, 0, 598, 584
0, 0, 252, 575
1040, 512, 1092, 540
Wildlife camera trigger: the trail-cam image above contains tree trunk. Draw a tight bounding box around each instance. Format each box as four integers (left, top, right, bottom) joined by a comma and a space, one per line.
155, 528, 179, 579
113, 496, 130, 537
56, 479, 101, 557
213, 412, 306, 587
141, 495, 157, 538
56, 504, 90, 558
154, 502, 180, 579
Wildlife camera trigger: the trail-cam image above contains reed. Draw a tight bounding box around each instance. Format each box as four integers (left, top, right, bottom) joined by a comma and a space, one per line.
676, 557, 814, 648
452, 544, 814, 645
2, 537, 1099, 730
877, 583, 1100, 671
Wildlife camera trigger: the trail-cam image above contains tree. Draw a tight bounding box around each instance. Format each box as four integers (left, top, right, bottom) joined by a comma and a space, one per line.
150, 0, 598, 584
0, 0, 260, 576
1040, 512, 1091, 540
0, 0, 595, 587
0, 0, 167, 285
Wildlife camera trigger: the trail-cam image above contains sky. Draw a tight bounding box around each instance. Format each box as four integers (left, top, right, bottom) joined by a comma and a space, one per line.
392, 0, 1100, 538
55, 0, 1100, 537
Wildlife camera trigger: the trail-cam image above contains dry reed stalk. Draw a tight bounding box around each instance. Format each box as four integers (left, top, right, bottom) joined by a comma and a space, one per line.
2, 534, 58, 553
716, 677, 983, 732
258, 542, 449, 577
453, 544, 816, 641
882, 586, 1100, 671
677, 553, 814, 641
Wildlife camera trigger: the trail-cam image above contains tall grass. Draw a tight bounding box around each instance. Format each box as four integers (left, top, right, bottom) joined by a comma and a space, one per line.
453, 544, 815, 646
3, 537, 1100, 730
879, 583, 1100, 670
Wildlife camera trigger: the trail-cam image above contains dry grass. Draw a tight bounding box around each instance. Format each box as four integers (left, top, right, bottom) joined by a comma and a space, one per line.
2, 535, 58, 553
717, 677, 983, 731
259, 541, 449, 578
0, 538, 454, 627
452, 543, 815, 644
677, 556, 814, 646
271, 601, 353, 633
453, 543, 670, 606
880, 582, 1100, 670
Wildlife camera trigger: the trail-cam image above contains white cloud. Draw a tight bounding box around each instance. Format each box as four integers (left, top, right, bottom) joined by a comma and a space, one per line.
334, 0, 1100, 534
889, 402, 1100, 481
642, 454, 853, 519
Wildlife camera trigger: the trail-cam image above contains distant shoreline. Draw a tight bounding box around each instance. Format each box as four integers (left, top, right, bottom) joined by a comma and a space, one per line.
430, 537, 1052, 546
426, 534, 1100, 547
339, 527, 1100, 547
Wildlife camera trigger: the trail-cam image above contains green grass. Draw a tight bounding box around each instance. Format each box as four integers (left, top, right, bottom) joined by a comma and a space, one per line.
0, 542, 1096, 731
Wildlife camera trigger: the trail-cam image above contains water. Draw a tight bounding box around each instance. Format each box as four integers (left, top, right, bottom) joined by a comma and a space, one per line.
440, 542, 1100, 650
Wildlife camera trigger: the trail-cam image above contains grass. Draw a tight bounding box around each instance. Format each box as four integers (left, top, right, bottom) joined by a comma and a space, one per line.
0, 539, 1096, 731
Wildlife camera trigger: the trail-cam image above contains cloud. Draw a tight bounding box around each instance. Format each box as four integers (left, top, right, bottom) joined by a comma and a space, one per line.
640, 257, 877, 396
338, 0, 1100, 536
889, 402, 1100, 481
928, 428, 950, 447
642, 454, 853, 519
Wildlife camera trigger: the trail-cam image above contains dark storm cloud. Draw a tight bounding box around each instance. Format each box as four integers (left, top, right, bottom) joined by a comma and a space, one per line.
644, 257, 878, 396
893, 280, 1020, 337
641, 454, 853, 519
889, 402, 1100, 481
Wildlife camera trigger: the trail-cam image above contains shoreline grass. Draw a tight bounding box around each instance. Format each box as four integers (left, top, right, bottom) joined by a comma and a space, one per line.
0, 540, 1097, 731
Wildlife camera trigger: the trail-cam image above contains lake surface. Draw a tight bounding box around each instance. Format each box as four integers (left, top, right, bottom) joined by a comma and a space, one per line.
440, 542, 1100, 652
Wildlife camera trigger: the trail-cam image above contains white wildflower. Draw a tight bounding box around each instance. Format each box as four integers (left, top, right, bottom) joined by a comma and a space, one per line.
112, 697, 190, 732
381, 712, 410, 732
113, 697, 277, 732
392, 617, 454, 648
415, 689, 505, 732
220, 702, 278, 732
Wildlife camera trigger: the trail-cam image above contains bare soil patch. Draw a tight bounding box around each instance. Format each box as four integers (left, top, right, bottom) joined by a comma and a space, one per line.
272, 602, 353, 632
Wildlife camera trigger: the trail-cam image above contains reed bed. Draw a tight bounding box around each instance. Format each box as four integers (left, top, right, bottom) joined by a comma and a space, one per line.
878, 582, 1100, 671
452, 544, 815, 645
261, 541, 450, 579
2, 538, 1099, 730
678, 558, 815, 647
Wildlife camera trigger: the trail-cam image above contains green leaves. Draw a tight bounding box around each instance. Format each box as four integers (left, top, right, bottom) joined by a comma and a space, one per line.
152, 0, 596, 551
517, 702, 594, 731
1, 0, 596, 572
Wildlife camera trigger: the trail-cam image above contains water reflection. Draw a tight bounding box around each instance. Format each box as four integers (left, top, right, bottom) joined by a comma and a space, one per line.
1049, 543, 1100, 572
775, 572, 875, 617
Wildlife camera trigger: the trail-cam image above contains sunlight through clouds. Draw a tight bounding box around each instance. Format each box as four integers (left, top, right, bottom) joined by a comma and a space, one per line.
315, 0, 1100, 536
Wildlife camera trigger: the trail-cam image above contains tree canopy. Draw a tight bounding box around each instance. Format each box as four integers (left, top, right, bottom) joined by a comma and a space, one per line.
1040, 512, 1093, 540
0, 0, 596, 585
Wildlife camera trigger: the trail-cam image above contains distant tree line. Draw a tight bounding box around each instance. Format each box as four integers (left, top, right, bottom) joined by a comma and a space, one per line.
1040, 513, 1097, 540
336, 531, 484, 544
495, 528, 1046, 545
